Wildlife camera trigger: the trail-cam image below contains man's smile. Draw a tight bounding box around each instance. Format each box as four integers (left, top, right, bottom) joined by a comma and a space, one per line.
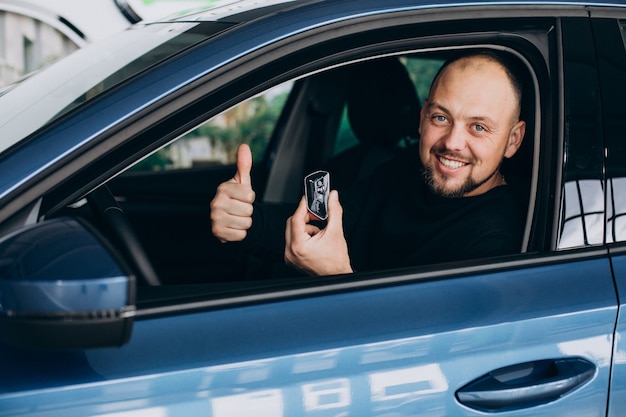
437, 154, 470, 170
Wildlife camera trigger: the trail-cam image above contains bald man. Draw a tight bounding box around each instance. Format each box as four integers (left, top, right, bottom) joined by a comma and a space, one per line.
211, 50, 527, 276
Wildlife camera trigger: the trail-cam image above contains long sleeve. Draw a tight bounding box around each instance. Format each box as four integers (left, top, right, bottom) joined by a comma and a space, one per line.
241, 202, 295, 261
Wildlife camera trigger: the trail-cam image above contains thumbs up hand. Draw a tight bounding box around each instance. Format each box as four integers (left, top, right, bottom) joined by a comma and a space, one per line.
210, 144, 256, 242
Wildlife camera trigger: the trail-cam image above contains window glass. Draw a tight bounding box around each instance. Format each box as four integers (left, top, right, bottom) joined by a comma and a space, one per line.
556, 18, 604, 249
132, 81, 293, 171
607, 178, 626, 242
559, 180, 605, 249
595, 19, 626, 245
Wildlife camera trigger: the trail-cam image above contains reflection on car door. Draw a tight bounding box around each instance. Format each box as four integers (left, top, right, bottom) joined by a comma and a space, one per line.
2, 257, 615, 416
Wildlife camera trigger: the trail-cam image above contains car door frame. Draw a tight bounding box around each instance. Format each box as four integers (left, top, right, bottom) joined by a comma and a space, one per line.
586, 10, 626, 417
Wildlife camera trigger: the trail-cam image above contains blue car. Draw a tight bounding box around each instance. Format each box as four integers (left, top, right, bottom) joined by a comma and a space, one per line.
1, 0, 625, 415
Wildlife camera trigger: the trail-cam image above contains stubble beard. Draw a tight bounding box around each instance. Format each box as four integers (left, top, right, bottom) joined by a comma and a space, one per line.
422, 162, 501, 198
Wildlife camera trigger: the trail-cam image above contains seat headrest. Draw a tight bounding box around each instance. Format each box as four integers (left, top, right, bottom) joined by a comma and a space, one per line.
345, 58, 421, 147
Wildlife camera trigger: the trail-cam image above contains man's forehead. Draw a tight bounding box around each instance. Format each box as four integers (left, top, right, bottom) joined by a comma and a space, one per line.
435, 60, 514, 99
440, 57, 507, 83
449, 54, 510, 72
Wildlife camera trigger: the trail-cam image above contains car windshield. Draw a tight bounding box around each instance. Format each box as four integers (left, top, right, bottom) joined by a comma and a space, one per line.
0, 21, 224, 155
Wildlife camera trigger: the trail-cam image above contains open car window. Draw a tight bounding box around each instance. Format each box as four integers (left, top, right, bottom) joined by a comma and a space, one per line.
34, 13, 549, 310
132, 81, 294, 171
106, 48, 540, 296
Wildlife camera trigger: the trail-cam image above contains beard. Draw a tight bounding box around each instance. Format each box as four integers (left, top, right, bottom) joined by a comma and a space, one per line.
422, 162, 501, 198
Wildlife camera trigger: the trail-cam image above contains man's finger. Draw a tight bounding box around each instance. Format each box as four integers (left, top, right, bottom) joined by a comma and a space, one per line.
286, 197, 312, 249
325, 190, 343, 233
291, 196, 310, 237
233, 143, 253, 186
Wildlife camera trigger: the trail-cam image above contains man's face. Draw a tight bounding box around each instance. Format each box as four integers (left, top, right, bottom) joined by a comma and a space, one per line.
418, 57, 525, 198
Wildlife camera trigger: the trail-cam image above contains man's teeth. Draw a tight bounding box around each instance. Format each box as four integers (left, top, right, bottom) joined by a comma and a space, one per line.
438, 156, 466, 169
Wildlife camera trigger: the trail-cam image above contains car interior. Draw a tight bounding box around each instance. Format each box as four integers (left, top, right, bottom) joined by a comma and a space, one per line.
322, 57, 422, 193
50, 47, 538, 290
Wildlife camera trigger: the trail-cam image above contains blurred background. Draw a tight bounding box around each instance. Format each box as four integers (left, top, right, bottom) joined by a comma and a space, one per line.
0, 0, 213, 88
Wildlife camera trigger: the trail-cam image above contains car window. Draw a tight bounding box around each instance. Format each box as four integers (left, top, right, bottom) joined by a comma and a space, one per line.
559, 18, 626, 249
559, 180, 605, 248
557, 19, 605, 250
33, 16, 550, 292
598, 19, 626, 245
132, 81, 293, 171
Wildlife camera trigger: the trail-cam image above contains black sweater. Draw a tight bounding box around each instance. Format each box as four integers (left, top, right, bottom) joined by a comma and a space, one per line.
245, 153, 525, 273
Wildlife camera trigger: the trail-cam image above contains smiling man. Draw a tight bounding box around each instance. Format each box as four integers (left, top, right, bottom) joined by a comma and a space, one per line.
211, 50, 527, 276
419, 53, 525, 198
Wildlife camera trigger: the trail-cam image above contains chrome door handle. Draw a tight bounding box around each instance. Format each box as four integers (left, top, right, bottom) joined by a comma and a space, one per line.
456, 358, 595, 412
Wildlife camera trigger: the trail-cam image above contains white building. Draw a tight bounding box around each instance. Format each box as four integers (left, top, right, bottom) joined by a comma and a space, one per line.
0, 0, 133, 87
0, 0, 211, 87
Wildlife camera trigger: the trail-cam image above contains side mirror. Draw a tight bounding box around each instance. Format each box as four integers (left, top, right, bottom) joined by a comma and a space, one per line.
0, 217, 135, 349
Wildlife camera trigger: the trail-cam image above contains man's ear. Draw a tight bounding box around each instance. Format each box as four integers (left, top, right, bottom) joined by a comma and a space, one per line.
504, 120, 526, 159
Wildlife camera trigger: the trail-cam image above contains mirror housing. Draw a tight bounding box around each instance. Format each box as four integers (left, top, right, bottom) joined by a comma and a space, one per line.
0, 217, 135, 349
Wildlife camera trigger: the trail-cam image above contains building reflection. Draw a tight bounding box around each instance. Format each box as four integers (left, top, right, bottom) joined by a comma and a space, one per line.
199, 342, 449, 417
559, 176, 626, 249
559, 180, 605, 249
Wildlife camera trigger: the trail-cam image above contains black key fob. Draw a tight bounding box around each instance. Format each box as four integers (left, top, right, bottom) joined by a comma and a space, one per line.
304, 170, 330, 220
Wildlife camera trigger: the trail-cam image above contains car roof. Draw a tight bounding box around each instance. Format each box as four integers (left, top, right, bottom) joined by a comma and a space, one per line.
167, 0, 626, 24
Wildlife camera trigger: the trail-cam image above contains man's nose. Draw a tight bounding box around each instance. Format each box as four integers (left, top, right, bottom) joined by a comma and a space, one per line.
442, 124, 467, 151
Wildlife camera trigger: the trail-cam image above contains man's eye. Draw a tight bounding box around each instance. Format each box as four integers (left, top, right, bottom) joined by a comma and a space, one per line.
473, 124, 485, 132
435, 115, 447, 123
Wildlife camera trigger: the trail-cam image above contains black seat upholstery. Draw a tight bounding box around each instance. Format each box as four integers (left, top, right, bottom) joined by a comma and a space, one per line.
324, 58, 421, 191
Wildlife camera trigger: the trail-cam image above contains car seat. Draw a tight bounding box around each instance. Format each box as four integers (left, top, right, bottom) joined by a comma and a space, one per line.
324, 58, 422, 191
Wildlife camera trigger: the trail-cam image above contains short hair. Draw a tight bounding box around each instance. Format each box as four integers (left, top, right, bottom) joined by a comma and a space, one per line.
432, 49, 524, 119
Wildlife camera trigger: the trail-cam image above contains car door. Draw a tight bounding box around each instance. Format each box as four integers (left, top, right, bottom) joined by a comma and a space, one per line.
590, 13, 626, 417
0, 254, 616, 416
0, 8, 620, 417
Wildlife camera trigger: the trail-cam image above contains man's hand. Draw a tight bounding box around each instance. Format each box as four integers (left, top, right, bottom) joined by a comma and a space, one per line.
284, 190, 353, 276
210, 144, 256, 242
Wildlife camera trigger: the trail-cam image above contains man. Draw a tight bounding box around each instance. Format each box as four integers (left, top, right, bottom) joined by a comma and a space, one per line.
210, 50, 527, 276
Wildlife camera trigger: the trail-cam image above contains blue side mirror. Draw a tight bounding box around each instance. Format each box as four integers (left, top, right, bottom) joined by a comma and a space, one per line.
0, 217, 135, 349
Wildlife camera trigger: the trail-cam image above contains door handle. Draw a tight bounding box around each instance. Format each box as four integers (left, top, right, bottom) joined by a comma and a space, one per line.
456, 358, 595, 412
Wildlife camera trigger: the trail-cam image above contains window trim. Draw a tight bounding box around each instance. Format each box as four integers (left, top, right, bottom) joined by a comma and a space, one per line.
14, 9, 572, 313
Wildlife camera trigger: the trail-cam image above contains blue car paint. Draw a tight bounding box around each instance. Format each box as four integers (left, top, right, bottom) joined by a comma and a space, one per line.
0, 218, 130, 314
607, 251, 626, 417
0, 256, 617, 415
0, 0, 623, 414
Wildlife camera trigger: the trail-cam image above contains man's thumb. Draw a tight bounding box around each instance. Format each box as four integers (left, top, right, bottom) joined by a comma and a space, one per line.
326, 190, 343, 230
234, 143, 253, 185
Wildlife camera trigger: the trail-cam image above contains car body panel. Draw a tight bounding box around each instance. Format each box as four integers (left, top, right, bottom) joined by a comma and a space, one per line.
608, 250, 626, 417
0, 256, 617, 415
0, 0, 624, 415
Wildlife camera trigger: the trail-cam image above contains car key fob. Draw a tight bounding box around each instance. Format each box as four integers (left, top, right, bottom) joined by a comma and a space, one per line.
304, 170, 330, 220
